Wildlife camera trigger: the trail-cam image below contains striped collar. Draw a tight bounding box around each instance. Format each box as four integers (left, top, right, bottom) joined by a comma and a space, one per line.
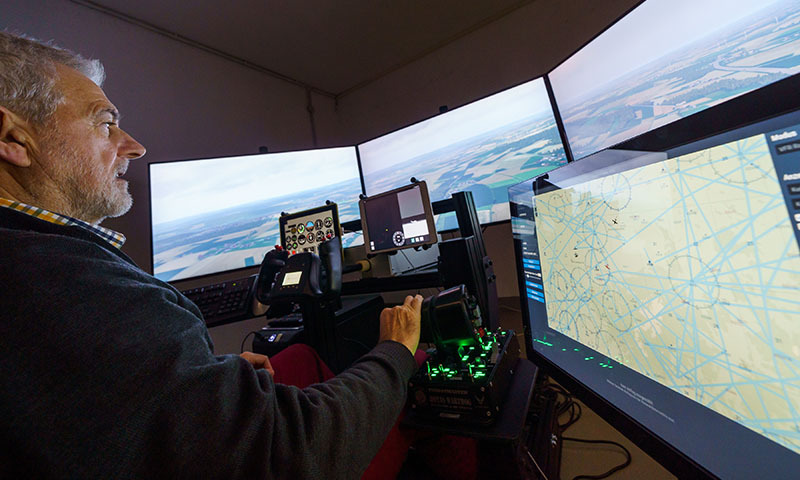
0, 198, 126, 249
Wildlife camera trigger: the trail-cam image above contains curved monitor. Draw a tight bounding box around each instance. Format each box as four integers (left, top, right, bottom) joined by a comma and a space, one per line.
148, 147, 362, 282
358, 77, 566, 231
549, 0, 800, 161
509, 108, 800, 478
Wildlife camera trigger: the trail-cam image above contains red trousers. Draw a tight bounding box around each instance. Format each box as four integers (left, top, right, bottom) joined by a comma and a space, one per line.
270, 344, 477, 480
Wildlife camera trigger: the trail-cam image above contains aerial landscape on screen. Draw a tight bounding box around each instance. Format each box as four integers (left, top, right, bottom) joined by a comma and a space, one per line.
360, 78, 567, 231
551, 0, 800, 160
150, 148, 363, 282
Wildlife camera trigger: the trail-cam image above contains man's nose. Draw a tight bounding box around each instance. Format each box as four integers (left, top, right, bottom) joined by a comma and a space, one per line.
120, 129, 146, 159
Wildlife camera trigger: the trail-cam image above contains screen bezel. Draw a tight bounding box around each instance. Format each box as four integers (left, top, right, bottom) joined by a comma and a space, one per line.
359, 181, 438, 255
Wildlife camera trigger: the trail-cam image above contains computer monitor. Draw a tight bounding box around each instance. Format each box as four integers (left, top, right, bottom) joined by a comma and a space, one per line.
360, 182, 437, 255
509, 109, 800, 478
548, 0, 800, 161
148, 146, 362, 282
358, 77, 567, 231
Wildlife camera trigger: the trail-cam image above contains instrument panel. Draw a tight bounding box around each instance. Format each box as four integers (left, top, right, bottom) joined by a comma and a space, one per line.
279, 203, 340, 255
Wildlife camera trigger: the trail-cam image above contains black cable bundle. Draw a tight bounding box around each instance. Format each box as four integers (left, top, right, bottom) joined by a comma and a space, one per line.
539, 378, 633, 480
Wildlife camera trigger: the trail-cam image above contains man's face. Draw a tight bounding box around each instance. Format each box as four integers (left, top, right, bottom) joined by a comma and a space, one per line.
35, 64, 145, 224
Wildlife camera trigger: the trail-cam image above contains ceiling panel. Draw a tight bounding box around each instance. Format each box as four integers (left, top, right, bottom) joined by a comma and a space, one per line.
80, 0, 534, 95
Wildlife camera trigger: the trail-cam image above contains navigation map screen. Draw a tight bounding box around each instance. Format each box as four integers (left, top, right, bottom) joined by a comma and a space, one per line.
510, 113, 800, 477
549, 0, 800, 161
359, 77, 566, 231
149, 147, 362, 282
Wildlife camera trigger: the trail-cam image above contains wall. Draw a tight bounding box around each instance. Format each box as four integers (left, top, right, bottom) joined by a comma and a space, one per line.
1, 0, 340, 270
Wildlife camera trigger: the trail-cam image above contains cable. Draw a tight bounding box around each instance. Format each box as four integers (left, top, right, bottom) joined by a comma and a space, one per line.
562, 436, 632, 480
526, 449, 550, 480
240, 331, 258, 353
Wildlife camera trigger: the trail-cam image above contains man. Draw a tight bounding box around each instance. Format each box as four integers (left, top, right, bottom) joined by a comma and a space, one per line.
0, 31, 423, 478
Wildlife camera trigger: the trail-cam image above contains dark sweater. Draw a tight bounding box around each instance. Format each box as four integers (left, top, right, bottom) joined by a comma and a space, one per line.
0, 207, 417, 479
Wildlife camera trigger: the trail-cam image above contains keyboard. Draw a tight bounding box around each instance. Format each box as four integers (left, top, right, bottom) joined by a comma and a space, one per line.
180, 275, 257, 326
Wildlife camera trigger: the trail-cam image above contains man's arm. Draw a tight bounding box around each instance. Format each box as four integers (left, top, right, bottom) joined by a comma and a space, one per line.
241, 293, 423, 375
1, 230, 421, 479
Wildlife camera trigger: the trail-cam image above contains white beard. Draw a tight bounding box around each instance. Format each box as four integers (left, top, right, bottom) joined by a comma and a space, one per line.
36, 129, 132, 224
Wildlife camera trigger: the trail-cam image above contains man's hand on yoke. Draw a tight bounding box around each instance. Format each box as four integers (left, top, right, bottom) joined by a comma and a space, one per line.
379, 294, 423, 355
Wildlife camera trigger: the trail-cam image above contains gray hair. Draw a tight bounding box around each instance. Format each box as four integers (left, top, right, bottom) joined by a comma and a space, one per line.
0, 31, 105, 125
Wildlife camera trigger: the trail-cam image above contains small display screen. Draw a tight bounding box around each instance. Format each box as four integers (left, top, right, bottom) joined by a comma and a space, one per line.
281, 271, 302, 286
361, 182, 437, 254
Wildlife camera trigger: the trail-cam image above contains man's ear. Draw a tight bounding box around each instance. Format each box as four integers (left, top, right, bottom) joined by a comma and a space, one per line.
0, 106, 34, 168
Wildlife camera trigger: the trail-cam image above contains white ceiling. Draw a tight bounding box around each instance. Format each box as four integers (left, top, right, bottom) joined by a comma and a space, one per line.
73, 0, 537, 97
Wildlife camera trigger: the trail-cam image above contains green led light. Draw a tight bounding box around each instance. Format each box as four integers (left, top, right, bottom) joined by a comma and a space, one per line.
562, 348, 567, 351
574, 348, 580, 352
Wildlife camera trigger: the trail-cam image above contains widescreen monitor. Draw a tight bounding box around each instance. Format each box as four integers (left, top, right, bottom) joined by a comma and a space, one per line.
358, 77, 566, 231
509, 109, 800, 478
549, 0, 800, 161
149, 147, 362, 282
